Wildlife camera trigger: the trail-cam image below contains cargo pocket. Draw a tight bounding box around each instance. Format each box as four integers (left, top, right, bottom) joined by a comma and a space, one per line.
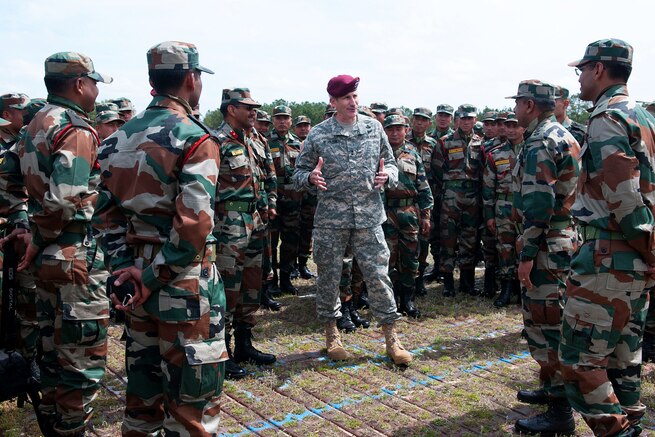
545, 236, 574, 271
179, 339, 228, 402
36, 245, 88, 285
607, 252, 648, 291
60, 317, 108, 347
561, 298, 616, 356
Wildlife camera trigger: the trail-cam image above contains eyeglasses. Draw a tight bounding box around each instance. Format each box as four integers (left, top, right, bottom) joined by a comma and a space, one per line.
575, 63, 594, 76
235, 104, 256, 111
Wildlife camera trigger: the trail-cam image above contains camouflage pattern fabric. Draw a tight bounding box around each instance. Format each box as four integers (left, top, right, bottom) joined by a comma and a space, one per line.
431, 129, 484, 272
339, 245, 364, 301
560, 84, 655, 436
95, 94, 226, 436
293, 115, 400, 325
512, 114, 580, 400
214, 121, 266, 328
299, 191, 317, 262
480, 137, 505, 269
561, 117, 587, 146
18, 94, 110, 434
383, 141, 433, 288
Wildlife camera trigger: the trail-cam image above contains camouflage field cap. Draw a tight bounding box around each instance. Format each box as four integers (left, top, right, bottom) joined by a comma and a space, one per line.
273, 105, 292, 117
386, 107, 405, 117
147, 41, 214, 74
95, 102, 123, 124
383, 114, 408, 128
458, 104, 477, 118
481, 111, 497, 122
23, 98, 46, 123
324, 104, 336, 115
413, 107, 433, 119
256, 109, 271, 122
506, 80, 556, 102
568, 38, 633, 67
436, 104, 454, 115
504, 112, 518, 123
0, 93, 30, 111
555, 86, 570, 99
496, 111, 509, 121
295, 115, 311, 126
44, 52, 112, 83
111, 97, 134, 112
221, 88, 261, 107
370, 102, 388, 114
358, 106, 375, 118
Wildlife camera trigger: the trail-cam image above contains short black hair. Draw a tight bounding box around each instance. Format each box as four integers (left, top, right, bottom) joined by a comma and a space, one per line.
534, 99, 556, 112
149, 69, 195, 95
601, 61, 632, 82
44, 76, 78, 95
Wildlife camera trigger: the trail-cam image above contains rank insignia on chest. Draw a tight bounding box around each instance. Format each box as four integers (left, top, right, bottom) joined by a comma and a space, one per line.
449, 147, 463, 154
495, 159, 510, 166
230, 149, 244, 156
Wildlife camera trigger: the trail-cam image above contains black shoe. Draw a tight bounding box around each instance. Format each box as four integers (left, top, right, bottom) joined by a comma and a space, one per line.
224, 333, 248, 379
399, 285, 421, 318
298, 257, 315, 279
349, 304, 370, 328
517, 388, 549, 405
458, 268, 479, 296
268, 270, 282, 297
279, 270, 299, 295
480, 267, 497, 298
494, 279, 513, 308
290, 261, 300, 280
442, 273, 455, 297
415, 266, 427, 297
643, 332, 655, 363
337, 302, 357, 333
261, 285, 282, 311
514, 398, 575, 436
354, 291, 369, 310
233, 323, 276, 365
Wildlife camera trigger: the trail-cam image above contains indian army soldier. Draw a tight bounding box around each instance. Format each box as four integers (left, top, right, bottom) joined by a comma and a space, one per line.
431, 104, 484, 297
323, 103, 336, 120
95, 41, 226, 436
507, 80, 580, 436
293, 74, 411, 365
370, 102, 388, 124
17, 52, 112, 437
407, 107, 438, 296
480, 111, 497, 142
0, 93, 30, 149
559, 38, 655, 437
214, 88, 276, 380
254, 109, 271, 137
482, 113, 523, 307
93, 102, 124, 141
269, 105, 303, 294
383, 115, 433, 318
295, 115, 316, 279
110, 97, 135, 122
554, 85, 587, 146
429, 104, 455, 140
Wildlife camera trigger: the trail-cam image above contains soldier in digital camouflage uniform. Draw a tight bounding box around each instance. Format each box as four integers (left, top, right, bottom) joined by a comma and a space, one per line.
93, 102, 124, 141
16, 52, 112, 437
383, 115, 433, 318
431, 104, 484, 297
294, 115, 317, 280
482, 113, 523, 308
94, 41, 226, 437
214, 88, 276, 377
406, 107, 438, 296
254, 109, 271, 138
554, 85, 587, 146
293, 74, 411, 365
269, 105, 303, 294
110, 97, 135, 122
558, 39, 655, 437
507, 80, 581, 436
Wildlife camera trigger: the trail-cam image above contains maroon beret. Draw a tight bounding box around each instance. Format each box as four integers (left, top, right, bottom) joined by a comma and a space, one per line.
327, 74, 360, 98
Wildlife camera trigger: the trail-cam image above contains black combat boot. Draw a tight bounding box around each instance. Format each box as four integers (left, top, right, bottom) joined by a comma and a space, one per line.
233, 323, 276, 365
224, 333, 248, 380
643, 332, 655, 363
279, 270, 299, 295
423, 263, 442, 283
493, 279, 513, 308
269, 270, 282, 297
415, 265, 427, 297
290, 260, 300, 280
399, 285, 421, 318
514, 397, 575, 436
298, 256, 315, 279
354, 287, 370, 310
347, 299, 370, 328
442, 273, 455, 297
336, 301, 356, 333
260, 285, 282, 311
481, 267, 497, 298
458, 269, 479, 296
516, 388, 549, 405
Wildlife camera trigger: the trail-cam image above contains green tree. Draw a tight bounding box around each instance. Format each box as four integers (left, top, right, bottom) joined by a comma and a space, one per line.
201, 99, 328, 130
568, 93, 591, 124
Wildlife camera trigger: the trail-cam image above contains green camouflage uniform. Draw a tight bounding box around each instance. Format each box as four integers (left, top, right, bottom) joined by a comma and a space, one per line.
295, 116, 317, 266
556, 85, 587, 146
95, 42, 226, 436
18, 52, 112, 435
293, 114, 401, 325
510, 81, 581, 401
559, 38, 655, 437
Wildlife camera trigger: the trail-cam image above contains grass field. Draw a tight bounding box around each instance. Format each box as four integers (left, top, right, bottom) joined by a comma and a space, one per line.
2, 267, 654, 436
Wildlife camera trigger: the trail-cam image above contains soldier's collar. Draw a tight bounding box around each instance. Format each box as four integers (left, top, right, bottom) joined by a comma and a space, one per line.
148, 94, 193, 115
47, 94, 87, 116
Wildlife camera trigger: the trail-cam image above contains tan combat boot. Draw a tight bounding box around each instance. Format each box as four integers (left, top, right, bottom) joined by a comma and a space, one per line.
382, 323, 412, 365
325, 320, 350, 360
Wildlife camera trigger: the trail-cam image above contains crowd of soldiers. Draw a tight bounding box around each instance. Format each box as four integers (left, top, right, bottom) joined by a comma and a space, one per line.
1, 37, 655, 436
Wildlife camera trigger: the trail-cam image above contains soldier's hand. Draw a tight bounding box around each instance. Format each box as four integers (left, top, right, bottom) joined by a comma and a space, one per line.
374, 158, 388, 189
268, 208, 277, 220
111, 266, 151, 311
518, 259, 534, 290
420, 219, 431, 238
0, 227, 29, 251
309, 157, 327, 191
487, 219, 496, 233
17, 241, 38, 272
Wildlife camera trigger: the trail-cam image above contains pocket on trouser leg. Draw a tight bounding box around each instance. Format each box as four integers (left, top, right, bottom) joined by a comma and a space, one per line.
560, 296, 616, 361
179, 340, 227, 402
60, 319, 108, 347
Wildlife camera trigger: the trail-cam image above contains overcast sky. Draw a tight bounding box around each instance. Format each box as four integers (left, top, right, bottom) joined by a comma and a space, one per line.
3, 0, 654, 117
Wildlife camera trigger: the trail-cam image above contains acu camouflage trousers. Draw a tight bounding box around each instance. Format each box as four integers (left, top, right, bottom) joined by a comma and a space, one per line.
123, 244, 227, 437
314, 226, 400, 326
383, 204, 420, 288
559, 236, 651, 436
439, 185, 481, 272
339, 244, 364, 302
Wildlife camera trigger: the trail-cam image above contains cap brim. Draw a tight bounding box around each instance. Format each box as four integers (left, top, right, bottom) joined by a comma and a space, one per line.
88, 71, 113, 84
196, 65, 215, 74
567, 59, 585, 67
414, 113, 431, 119
0, 117, 9, 126
8, 103, 29, 110
505, 94, 521, 99
460, 112, 477, 117
437, 111, 453, 115
241, 98, 262, 108
384, 123, 408, 128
